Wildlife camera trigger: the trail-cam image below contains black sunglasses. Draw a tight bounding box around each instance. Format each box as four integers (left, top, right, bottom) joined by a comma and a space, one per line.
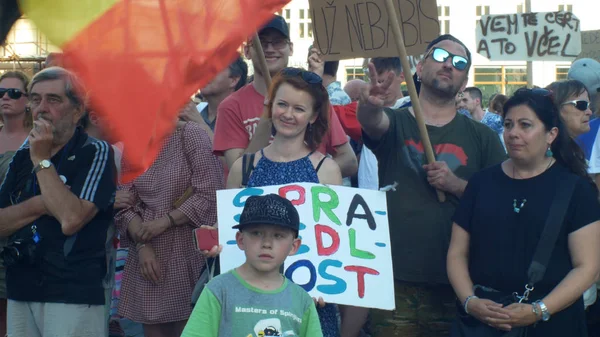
0, 88, 27, 100
426, 47, 469, 71
515, 87, 554, 99
562, 100, 590, 111
281, 67, 322, 85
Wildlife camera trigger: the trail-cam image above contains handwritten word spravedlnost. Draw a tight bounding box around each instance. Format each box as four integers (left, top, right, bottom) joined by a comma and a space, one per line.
216, 183, 395, 310
308, 0, 440, 61
476, 11, 581, 61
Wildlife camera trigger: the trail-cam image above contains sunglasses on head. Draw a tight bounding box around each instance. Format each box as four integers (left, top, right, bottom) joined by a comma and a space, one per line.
281, 67, 322, 85
515, 87, 554, 99
426, 47, 469, 71
0, 88, 27, 100
562, 100, 590, 111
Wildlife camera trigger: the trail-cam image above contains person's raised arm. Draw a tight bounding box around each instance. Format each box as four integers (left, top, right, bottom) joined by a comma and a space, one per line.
356, 63, 396, 142
31, 120, 116, 236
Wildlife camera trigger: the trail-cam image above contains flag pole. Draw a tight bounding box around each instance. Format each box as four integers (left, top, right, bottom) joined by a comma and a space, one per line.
383, 0, 446, 202
252, 33, 272, 87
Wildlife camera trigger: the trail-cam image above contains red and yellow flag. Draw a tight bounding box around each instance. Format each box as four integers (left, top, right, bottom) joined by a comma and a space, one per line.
21, 0, 289, 182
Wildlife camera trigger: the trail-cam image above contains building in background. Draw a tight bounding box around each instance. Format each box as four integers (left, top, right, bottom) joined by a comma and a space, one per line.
0, 17, 60, 76
280, 0, 600, 104
2, 0, 598, 104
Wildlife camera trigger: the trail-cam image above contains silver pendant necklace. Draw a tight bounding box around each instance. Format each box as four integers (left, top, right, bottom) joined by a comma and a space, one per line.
513, 198, 527, 213
511, 159, 554, 214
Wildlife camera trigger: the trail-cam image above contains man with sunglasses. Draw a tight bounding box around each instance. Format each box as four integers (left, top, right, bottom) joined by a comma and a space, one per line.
0, 67, 116, 336
212, 15, 357, 178
356, 34, 506, 336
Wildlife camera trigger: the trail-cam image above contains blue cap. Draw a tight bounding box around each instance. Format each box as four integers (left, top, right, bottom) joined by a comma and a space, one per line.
259, 15, 290, 39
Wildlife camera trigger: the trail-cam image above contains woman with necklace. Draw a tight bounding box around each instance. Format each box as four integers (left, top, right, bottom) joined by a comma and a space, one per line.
0, 70, 31, 336
447, 88, 600, 337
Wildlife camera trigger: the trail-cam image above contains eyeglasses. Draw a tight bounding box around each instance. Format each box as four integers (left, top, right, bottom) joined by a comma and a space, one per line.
426, 47, 469, 71
281, 67, 322, 85
254, 38, 289, 50
562, 100, 590, 111
0, 88, 27, 100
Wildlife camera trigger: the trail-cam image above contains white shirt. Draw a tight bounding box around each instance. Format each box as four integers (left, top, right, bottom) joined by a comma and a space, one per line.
358, 97, 411, 190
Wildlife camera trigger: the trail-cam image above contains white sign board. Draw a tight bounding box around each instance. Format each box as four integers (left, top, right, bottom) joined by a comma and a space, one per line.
476, 11, 581, 61
217, 183, 395, 310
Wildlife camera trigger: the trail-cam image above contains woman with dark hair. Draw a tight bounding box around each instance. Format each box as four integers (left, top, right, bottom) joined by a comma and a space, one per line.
447, 88, 600, 337
546, 80, 593, 138
489, 94, 508, 115
0, 70, 30, 336
227, 68, 343, 337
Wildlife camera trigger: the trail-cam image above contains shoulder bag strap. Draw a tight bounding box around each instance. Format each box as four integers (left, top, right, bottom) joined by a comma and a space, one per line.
527, 174, 579, 286
241, 153, 256, 187
173, 123, 194, 209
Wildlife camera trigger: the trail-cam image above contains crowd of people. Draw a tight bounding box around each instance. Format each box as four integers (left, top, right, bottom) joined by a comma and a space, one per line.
0, 13, 599, 337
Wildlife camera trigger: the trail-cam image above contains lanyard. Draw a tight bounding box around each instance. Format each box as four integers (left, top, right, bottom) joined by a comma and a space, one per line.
30, 135, 75, 242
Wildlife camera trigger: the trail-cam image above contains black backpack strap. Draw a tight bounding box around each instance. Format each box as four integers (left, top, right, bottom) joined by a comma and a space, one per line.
527, 174, 579, 286
241, 153, 256, 187
315, 156, 327, 173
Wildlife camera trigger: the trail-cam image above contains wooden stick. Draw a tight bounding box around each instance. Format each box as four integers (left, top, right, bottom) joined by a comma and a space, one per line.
251, 33, 272, 88
383, 0, 445, 202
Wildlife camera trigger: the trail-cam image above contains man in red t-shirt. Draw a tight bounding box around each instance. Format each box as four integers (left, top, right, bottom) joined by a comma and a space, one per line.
212, 15, 357, 177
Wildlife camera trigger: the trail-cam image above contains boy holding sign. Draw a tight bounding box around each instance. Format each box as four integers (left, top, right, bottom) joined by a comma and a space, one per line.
181, 194, 323, 337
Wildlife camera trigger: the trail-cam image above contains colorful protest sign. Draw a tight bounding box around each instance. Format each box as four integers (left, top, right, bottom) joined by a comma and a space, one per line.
578, 30, 600, 62
308, 0, 440, 61
217, 183, 395, 310
476, 11, 581, 61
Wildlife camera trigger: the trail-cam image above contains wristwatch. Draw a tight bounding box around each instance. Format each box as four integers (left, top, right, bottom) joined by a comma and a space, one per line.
33, 159, 53, 174
534, 300, 551, 322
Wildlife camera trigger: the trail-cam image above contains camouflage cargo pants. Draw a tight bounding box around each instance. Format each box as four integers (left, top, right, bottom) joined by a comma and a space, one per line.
368, 281, 457, 337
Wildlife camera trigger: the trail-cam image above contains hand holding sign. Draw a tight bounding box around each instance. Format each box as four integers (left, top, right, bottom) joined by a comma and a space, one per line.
307, 47, 325, 77
359, 63, 396, 108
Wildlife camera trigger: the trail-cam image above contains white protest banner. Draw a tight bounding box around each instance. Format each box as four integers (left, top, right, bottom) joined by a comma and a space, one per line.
476, 11, 581, 61
308, 0, 440, 61
217, 183, 395, 310
578, 30, 600, 62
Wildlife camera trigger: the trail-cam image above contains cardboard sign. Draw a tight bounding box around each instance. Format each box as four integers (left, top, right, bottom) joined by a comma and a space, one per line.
309, 0, 440, 61
217, 183, 395, 310
476, 11, 581, 61
578, 30, 600, 62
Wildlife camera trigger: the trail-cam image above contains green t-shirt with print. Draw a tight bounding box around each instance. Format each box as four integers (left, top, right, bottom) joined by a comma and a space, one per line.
363, 107, 506, 284
181, 270, 323, 337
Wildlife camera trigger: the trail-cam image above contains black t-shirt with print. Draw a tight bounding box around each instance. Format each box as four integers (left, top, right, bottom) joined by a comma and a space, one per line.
0, 128, 116, 305
363, 107, 506, 284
